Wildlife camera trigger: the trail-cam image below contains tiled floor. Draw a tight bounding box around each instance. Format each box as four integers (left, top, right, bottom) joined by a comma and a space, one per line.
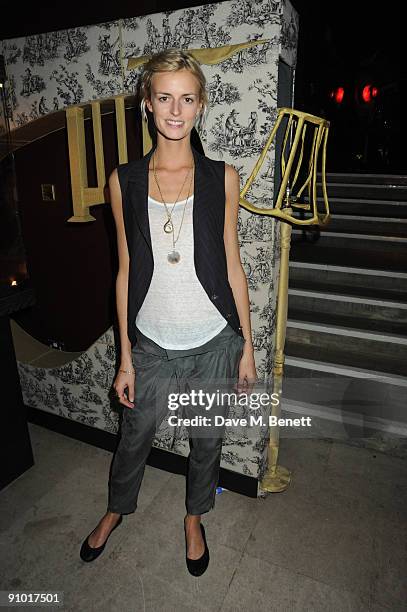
1, 424, 406, 611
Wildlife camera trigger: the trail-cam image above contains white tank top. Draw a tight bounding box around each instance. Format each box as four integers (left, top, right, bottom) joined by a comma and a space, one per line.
135, 194, 227, 349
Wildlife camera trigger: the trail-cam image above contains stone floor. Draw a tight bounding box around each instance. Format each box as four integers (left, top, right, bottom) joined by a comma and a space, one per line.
1, 423, 406, 612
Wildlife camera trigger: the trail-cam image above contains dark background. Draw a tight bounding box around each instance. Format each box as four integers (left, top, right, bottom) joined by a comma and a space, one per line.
292, 1, 405, 173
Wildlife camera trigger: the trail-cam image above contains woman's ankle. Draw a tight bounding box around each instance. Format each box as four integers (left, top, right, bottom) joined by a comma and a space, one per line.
185, 513, 201, 525
105, 510, 121, 521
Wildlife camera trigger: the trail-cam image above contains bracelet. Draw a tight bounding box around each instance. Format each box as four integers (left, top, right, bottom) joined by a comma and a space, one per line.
119, 368, 135, 374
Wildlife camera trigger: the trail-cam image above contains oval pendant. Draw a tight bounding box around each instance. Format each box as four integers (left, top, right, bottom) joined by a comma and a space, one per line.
163, 220, 173, 233
167, 250, 181, 264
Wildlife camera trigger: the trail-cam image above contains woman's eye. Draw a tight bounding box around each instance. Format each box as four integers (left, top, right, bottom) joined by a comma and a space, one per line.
157, 96, 194, 103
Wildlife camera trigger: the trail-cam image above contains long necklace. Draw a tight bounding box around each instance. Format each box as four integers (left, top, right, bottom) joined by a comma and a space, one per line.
152, 152, 192, 234
152, 152, 194, 264
167, 172, 193, 264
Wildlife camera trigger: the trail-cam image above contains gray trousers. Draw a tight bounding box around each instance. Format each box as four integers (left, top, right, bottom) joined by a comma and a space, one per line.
107, 323, 245, 515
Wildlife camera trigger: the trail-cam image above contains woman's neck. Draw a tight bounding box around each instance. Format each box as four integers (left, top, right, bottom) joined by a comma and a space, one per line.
152, 137, 194, 171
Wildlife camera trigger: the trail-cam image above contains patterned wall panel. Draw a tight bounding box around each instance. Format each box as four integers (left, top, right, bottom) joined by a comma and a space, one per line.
4, 0, 298, 488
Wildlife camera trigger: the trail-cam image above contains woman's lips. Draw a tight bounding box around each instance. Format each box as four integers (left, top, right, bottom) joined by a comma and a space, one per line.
166, 120, 184, 128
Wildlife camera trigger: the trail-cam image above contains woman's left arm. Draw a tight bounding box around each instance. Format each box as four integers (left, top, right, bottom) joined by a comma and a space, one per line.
224, 163, 257, 384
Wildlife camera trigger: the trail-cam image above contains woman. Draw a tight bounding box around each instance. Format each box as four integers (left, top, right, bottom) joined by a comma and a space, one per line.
80, 49, 257, 576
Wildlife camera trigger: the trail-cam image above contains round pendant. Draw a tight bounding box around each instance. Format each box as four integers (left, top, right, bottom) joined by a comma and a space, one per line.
167, 250, 181, 264
163, 219, 173, 233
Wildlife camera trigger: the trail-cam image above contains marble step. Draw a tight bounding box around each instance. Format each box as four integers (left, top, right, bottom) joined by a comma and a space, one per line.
287, 289, 407, 334
290, 233, 407, 272
282, 356, 407, 437
293, 213, 407, 237
289, 262, 407, 299
322, 173, 407, 186
291, 230, 407, 251
317, 182, 407, 201
315, 197, 407, 218
285, 319, 407, 377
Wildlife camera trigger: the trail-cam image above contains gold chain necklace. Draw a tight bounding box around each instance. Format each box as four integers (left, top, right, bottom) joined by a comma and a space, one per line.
152, 152, 194, 264
152, 152, 193, 234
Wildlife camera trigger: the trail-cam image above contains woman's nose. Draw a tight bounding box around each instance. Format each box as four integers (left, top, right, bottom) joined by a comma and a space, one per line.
170, 102, 182, 116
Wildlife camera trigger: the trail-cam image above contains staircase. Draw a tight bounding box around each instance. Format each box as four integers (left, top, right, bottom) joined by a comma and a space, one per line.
282, 173, 407, 452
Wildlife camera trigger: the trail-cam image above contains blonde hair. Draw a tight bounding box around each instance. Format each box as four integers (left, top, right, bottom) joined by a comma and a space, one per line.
139, 48, 208, 133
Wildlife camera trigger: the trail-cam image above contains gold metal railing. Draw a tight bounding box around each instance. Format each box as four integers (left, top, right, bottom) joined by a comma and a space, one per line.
239, 107, 330, 225
230, 108, 331, 492
236, 108, 330, 493
65, 94, 128, 222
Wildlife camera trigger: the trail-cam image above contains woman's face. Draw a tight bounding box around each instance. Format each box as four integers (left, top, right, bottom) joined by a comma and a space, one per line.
145, 68, 203, 141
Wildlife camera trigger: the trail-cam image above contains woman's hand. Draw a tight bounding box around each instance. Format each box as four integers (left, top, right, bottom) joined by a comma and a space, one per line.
236, 344, 257, 394
113, 370, 136, 409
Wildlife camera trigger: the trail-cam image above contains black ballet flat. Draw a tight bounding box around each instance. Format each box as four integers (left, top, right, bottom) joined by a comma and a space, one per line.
80, 515, 123, 562
184, 522, 210, 577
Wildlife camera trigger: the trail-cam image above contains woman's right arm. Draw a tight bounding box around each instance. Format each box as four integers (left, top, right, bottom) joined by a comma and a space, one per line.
109, 168, 135, 409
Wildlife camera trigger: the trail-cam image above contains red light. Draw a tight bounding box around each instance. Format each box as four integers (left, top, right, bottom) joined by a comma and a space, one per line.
335, 87, 344, 103
362, 85, 371, 102
330, 87, 344, 103
362, 84, 378, 103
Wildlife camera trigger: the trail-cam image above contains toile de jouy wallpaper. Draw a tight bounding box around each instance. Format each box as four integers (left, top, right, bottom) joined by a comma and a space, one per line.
3, 0, 298, 488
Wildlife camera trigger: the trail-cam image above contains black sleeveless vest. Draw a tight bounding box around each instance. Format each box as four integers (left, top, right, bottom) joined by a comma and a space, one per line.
117, 144, 243, 348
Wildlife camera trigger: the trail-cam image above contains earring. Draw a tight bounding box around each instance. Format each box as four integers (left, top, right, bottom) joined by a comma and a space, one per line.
140, 99, 148, 122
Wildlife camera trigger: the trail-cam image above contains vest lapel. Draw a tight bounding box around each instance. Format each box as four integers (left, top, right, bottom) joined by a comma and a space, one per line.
127, 146, 155, 253
192, 146, 204, 252
128, 144, 204, 256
